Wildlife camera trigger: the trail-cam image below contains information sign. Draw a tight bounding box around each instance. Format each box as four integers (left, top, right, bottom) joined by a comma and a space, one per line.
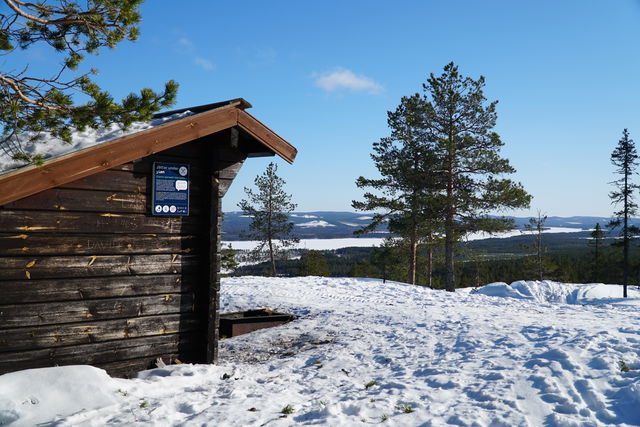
152, 162, 190, 216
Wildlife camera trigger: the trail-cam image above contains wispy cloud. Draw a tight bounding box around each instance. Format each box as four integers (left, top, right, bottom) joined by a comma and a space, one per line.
171, 32, 215, 72
177, 37, 195, 52
235, 46, 277, 68
313, 68, 383, 94
194, 56, 215, 71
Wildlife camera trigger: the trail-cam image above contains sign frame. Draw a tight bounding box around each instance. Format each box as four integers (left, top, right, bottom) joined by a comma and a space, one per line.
151, 162, 190, 216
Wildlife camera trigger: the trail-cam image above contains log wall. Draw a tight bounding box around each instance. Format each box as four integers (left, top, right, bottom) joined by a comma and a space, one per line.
0, 130, 247, 378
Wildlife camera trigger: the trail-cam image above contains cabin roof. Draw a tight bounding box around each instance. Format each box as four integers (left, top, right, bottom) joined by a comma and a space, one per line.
0, 98, 296, 206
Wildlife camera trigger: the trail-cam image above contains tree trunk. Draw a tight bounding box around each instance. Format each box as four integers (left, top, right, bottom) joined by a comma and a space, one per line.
426, 243, 433, 288
537, 226, 543, 281
445, 220, 455, 292
594, 237, 599, 282
408, 236, 417, 285
623, 167, 629, 298
445, 123, 456, 292
268, 237, 276, 277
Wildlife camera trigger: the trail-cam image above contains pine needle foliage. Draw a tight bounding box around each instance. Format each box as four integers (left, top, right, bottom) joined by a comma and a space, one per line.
238, 162, 298, 277
589, 223, 606, 282
352, 93, 443, 284
355, 62, 531, 291
297, 250, 330, 276
0, 0, 178, 163
608, 128, 640, 297
423, 62, 531, 292
522, 211, 554, 280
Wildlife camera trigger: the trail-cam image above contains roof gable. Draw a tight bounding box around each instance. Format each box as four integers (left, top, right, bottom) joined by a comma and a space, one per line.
0, 99, 296, 206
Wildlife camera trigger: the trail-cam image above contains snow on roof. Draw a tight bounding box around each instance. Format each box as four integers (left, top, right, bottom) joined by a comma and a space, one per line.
0, 111, 193, 175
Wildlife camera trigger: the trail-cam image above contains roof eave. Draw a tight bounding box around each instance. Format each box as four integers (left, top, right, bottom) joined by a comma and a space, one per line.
0, 101, 295, 206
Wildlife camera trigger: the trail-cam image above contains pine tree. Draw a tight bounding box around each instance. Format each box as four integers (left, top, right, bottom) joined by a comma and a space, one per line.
522, 211, 548, 281
352, 94, 443, 284
238, 162, 298, 277
589, 223, 605, 282
420, 62, 531, 291
0, 0, 178, 164
297, 250, 330, 276
609, 128, 640, 298
220, 244, 239, 276
370, 239, 404, 284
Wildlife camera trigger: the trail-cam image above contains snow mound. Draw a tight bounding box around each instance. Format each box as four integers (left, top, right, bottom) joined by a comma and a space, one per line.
475, 280, 640, 305
0, 365, 122, 426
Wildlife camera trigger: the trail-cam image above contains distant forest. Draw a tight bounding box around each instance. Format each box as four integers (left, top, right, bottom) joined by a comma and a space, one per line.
233, 231, 640, 288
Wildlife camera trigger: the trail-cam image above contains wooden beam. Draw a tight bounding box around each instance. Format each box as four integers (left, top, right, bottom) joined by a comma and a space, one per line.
0, 101, 297, 207
205, 149, 221, 364
0, 106, 238, 206
237, 110, 297, 163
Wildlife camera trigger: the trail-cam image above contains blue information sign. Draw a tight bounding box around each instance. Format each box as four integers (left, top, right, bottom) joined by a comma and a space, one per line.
152, 162, 190, 216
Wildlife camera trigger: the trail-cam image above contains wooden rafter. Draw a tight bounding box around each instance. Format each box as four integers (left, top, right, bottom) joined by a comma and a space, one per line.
0, 99, 297, 206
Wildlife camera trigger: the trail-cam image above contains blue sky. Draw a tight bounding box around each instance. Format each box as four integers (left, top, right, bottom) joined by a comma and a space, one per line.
18, 0, 640, 217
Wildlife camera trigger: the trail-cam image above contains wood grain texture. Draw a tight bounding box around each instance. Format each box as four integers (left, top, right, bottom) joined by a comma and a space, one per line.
0, 314, 201, 352
237, 110, 297, 163
0, 274, 195, 303
0, 233, 201, 255
0, 253, 202, 279
0, 332, 202, 375
0, 210, 201, 234
0, 293, 196, 327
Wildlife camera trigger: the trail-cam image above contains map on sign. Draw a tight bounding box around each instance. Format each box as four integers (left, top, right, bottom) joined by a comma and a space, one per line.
152, 162, 190, 216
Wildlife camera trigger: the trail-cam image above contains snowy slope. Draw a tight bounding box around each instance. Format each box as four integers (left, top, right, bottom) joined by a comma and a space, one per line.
1, 278, 639, 426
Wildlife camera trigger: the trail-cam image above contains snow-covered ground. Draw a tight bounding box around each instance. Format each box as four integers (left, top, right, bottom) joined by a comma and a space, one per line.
1, 278, 640, 426
225, 227, 586, 251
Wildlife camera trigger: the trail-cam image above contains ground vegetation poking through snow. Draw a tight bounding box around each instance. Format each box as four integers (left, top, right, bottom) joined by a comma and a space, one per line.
1, 278, 640, 426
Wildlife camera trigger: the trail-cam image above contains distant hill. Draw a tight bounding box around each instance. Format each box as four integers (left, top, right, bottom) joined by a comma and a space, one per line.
222, 212, 627, 240
222, 211, 389, 240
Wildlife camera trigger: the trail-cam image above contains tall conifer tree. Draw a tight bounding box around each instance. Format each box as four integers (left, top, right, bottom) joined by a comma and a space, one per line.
352, 94, 442, 284
523, 211, 548, 281
238, 162, 298, 277
589, 223, 605, 282
421, 62, 531, 291
609, 128, 639, 298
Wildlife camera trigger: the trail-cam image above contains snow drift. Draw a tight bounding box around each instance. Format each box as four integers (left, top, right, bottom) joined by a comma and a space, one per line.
474, 280, 640, 306
1, 277, 639, 426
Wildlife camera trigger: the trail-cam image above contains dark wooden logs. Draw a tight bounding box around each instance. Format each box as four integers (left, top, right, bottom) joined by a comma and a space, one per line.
0, 233, 200, 255
0, 136, 223, 377
0, 210, 201, 235
1, 274, 194, 303
0, 254, 201, 280
0, 293, 196, 327
0, 332, 202, 374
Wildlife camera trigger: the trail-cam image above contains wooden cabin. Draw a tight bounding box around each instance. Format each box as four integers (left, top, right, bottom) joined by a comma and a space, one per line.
0, 99, 296, 378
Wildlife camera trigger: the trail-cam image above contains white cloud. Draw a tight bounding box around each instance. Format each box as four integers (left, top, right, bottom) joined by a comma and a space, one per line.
177, 37, 194, 52
314, 68, 383, 94
194, 56, 215, 71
